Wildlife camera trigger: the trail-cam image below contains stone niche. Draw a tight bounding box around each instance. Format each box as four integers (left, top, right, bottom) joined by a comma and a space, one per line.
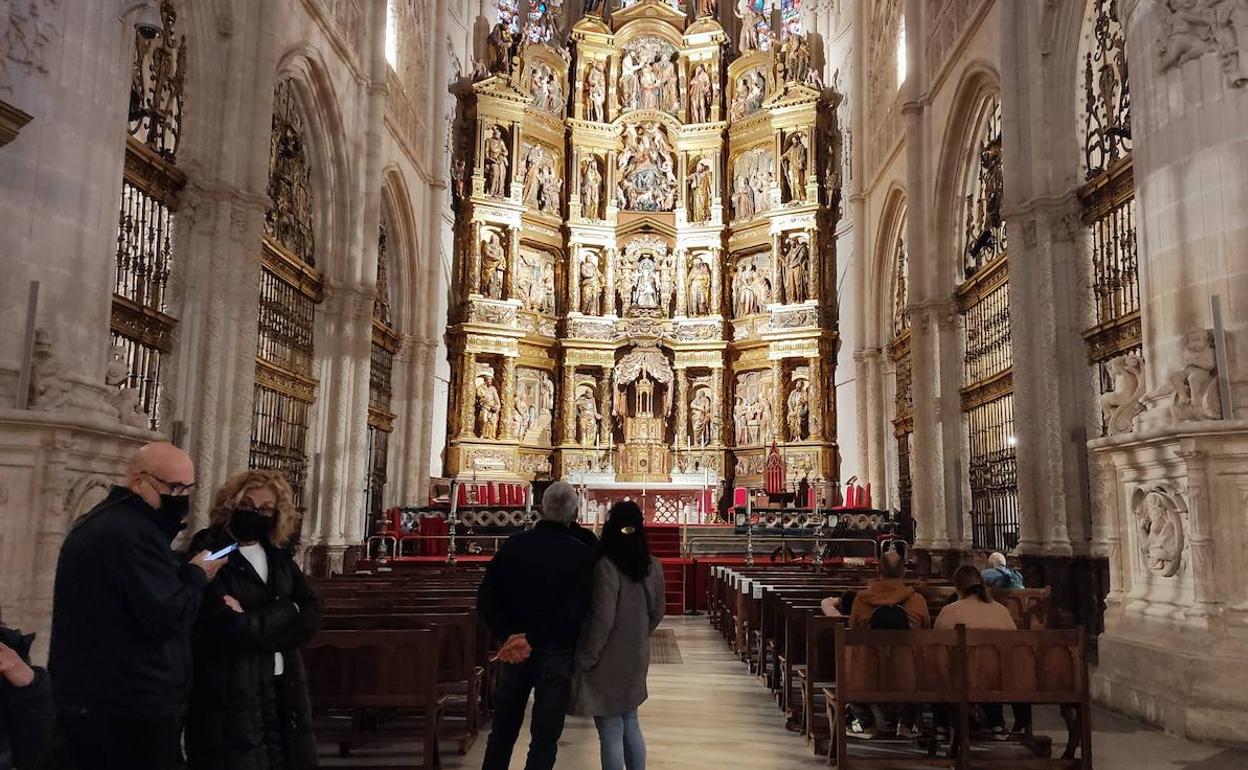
1089, 422, 1248, 744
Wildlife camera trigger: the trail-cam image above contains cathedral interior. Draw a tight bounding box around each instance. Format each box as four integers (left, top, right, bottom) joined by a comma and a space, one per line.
2, 0, 1248, 756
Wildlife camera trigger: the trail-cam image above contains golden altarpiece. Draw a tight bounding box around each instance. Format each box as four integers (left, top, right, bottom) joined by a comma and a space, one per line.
446, 2, 840, 499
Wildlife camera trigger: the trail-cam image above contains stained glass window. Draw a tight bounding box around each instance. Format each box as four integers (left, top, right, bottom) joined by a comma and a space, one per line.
780, 0, 802, 39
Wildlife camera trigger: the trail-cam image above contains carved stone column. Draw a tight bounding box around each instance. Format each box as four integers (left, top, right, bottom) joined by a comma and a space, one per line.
498, 356, 517, 440
458, 350, 477, 438
468, 221, 483, 296
675, 249, 688, 316
807, 228, 820, 302
506, 227, 521, 301
771, 232, 783, 306
604, 247, 617, 316
711, 365, 724, 445
675, 368, 689, 448
709, 248, 722, 315
570, 250, 582, 313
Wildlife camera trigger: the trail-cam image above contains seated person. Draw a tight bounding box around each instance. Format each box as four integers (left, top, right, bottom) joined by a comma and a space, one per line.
981, 552, 1024, 590
848, 551, 929, 629
933, 565, 1032, 741
820, 590, 856, 618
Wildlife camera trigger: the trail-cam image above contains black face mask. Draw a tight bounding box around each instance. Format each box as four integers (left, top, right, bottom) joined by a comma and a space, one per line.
151, 493, 191, 536
230, 507, 276, 543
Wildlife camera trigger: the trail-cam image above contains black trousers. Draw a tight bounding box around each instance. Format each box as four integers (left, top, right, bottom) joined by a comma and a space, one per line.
59, 710, 183, 770
481, 647, 574, 770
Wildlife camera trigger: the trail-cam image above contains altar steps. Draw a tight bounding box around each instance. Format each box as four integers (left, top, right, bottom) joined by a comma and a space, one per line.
650, 525, 687, 615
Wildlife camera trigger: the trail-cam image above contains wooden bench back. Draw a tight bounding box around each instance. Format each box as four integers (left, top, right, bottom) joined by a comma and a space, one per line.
837, 628, 963, 704
963, 627, 1085, 704
305, 629, 440, 710
992, 587, 1052, 630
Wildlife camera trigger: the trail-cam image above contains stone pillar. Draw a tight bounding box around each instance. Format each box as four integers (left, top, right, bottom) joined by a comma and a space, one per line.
1088, 0, 1248, 743
711, 366, 724, 445
771, 359, 785, 445
709, 248, 722, 315
506, 227, 521, 301
807, 228, 820, 302
459, 350, 477, 438
675, 368, 689, 448
499, 356, 517, 440
605, 247, 617, 316
770, 232, 783, 305
675, 249, 688, 316
570, 249, 582, 313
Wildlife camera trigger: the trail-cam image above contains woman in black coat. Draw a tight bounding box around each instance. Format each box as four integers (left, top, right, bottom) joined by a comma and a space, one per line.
186, 470, 322, 770
0, 623, 53, 770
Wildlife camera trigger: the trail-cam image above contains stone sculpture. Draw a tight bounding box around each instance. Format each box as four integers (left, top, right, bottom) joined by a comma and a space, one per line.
483, 125, 509, 197
1169, 329, 1222, 421
480, 233, 506, 298
474, 372, 501, 439
1100, 354, 1146, 435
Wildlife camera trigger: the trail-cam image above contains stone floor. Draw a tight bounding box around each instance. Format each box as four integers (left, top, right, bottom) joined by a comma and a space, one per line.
328, 616, 1248, 769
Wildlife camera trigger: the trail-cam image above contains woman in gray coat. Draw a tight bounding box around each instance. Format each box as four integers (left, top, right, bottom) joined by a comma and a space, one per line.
570, 501, 666, 770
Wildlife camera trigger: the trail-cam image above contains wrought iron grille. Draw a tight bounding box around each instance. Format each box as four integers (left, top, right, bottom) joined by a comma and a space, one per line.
365, 425, 391, 535
962, 98, 1006, 279
891, 231, 910, 339
1083, 0, 1131, 181
961, 263, 1013, 386
890, 332, 913, 523
966, 392, 1019, 552
111, 2, 186, 430
249, 382, 313, 505
1081, 0, 1139, 436
256, 264, 318, 376
895, 430, 912, 523
375, 221, 393, 326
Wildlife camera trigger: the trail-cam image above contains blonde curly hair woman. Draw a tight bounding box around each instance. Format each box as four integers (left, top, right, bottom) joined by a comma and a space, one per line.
185, 469, 322, 770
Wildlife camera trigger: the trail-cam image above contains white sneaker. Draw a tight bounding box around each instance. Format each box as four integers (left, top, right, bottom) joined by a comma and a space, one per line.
991, 726, 1010, 742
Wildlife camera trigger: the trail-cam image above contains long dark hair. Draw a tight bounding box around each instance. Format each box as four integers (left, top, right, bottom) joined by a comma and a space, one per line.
598, 500, 652, 582
954, 564, 992, 603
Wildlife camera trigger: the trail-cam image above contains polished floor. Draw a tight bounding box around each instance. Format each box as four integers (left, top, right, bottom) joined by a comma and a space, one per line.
331, 616, 1248, 769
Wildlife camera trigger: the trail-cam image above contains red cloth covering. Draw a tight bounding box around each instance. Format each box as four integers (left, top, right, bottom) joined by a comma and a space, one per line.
418, 516, 450, 556
764, 443, 786, 495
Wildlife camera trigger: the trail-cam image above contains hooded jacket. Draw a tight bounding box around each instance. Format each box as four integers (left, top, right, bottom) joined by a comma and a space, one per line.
848, 578, 930, 629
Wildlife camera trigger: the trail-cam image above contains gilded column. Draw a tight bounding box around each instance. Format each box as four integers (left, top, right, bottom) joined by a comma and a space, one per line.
807, 355, 822, 441
771, 232, 782, 306
771, 359, 785, 445
807, 228, 819, 302
711, 366, 724, 446
570, 249, 582, 314
506, 227, 520, 300
604, 247, 616, 316
458, 350, 477, 438
675, 368, 689, 449
709, 248, 722, 315
561, 363, 576, 445
499, 356, 517, 440
469, 221, 483, 296
599, 367, 613, 448
675, 249, 688, 316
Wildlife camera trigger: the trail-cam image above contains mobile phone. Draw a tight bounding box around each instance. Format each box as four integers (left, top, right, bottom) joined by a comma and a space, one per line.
208, 543, 239, 561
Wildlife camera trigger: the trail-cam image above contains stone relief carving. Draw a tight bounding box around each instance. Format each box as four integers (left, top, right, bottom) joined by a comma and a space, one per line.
1157, 0, 1248, 87
106, 345, 149, 429
468, 300, 516, 326
733, 370, 775, 446
512, 368, 555, 443
619, 37, 680, 114
616, 121, 677, 212
27, 330, 70, 410
516, 248, 556, 314
1100, 353, 1146, 435
526, 61, 565, 115
729, 67, 768, 120
731, 146, 774, 221
1, 0, 61, 93
522, 144, 562, 213
1168, 329, 1223, 421
616, 236, 674, 316
1132, 487, 1185, 578
731, 253, 772, 317
769, 306, 818, 330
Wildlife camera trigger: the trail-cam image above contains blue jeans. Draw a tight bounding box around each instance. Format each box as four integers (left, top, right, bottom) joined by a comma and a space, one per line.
593, 709, 645, 770
482, 647, 574, 770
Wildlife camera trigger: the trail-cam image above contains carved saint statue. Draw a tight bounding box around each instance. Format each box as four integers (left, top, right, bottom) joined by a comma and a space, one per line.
483, 125, 509, 198
576, 389, 601, 446
688, 159, 714, 223
579, 253, 603, 315
688, 261, 711, 316
539, 164, 562, 213
733, 395, 748, 445
522, 146, 545, 207
690, 389, 713, 446
786, 379, 810, 441
1170, 329, 1222, 420
689, 64, 712, 123
486, 21, 514, 75
474, 373, 501, 439
782, 237, 810, 304
620, 53, 641, 111
696, 0, 719, 18
586, 60, 607, 121
480, 233, 506, 298
781, 33, 811, 84
658, 55, 679, 113
782, 132, 808, 203
632, 254, 662, 309
735, 0, 761, 53
581, 157, 602, 220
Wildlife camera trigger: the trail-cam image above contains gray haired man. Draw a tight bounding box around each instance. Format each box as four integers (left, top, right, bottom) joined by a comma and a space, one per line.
478, 481, 596, 770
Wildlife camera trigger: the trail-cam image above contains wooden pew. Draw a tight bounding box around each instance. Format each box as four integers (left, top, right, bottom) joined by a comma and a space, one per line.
305, 628, 446, 770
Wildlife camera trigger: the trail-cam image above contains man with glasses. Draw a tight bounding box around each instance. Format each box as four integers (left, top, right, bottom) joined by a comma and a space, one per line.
50, 442, 226, 770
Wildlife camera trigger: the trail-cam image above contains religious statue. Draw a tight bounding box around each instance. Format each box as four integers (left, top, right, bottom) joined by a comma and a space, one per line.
735, 0, 761, 53
732, 173, 755, 220
512, 388, 531, 439
733, 395, 749, 445
581, 157, 602, 220
523, 146, 546, 206
750, 261, 771, 310
539, 164, 562, 213
786, 379, 810, 441
576, 388, 601, 446
632, 254, 662, 309
616, 120, 677, 212
688, 261, 711, 316
480, 233, 506, 298
658, 55, 679, 113
579, 253, 603, 315
487, 21, 514, 75
782, 33, 811, 84
781, 236, 810, 304
689, 64, 712, 123
732, 262, 756, 317
586, 60, 607, 121
1169, 329, 1223, 420
584, 0, 604, 17
1100, 354, 1146, 435
528, 65, 564, 116
474, 372, 501, 439
483, 125, 509, 198
782, 132, 808, 203
690, 388, 713, 446
688, 159, 714, 223
696, 0, 718, 18
620, 53, 641, 111
1137, 492, 1182, 576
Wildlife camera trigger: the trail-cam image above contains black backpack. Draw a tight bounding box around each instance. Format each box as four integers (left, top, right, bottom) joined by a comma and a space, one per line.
869, 604, 910, 630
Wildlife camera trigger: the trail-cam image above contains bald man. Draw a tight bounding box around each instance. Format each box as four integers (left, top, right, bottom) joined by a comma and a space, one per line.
50, 442, 225, 770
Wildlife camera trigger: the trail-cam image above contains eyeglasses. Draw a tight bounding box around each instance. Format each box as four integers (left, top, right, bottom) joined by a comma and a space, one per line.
235, 500, 277, 517
141, 471, 196, 497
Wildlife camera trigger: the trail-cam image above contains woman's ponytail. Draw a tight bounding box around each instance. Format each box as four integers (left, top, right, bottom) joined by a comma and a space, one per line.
953, 564, 993, 602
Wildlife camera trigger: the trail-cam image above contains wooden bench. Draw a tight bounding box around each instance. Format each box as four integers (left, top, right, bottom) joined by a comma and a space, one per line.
305, 628, 446, 769
825, 626, 1091, 770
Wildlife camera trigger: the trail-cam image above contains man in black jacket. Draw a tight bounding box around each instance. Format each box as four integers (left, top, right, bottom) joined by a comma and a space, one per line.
478, 480, 593, 770
0, 623, 53, 770
49, 442, 225, 770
